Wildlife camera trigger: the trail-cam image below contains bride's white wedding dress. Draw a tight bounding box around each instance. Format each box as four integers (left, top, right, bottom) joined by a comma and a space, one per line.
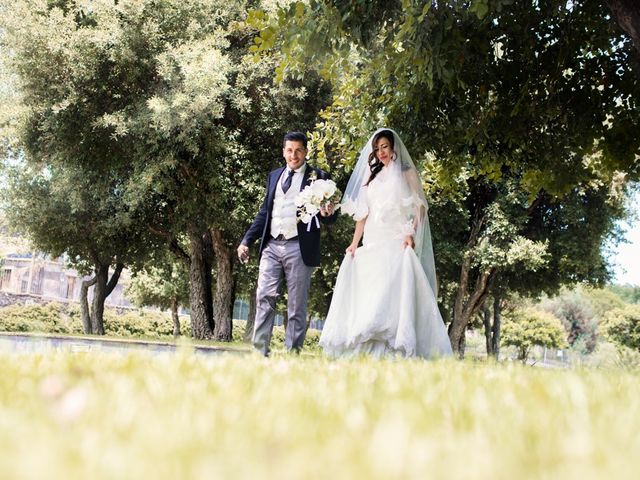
319, 157, 452, 359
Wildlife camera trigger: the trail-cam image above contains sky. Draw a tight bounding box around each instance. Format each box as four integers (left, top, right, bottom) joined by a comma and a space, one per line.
609, 189, 640, 286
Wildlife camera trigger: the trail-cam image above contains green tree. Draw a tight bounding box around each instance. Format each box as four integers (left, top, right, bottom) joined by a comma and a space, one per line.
601, 304, 640, 351
607, 284, 640, 304
1, 160, 156, 334
126, 253, 189, 336
582, 286, 627, 318
540, 288, 599, 354
502, 307, 568, 362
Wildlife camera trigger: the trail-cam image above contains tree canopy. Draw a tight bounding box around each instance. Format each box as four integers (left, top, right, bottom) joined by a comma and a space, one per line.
601, 304, 640, 351
502, 307, 568, 362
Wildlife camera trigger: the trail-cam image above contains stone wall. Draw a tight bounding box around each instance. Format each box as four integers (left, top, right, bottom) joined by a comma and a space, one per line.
0, 291, 52, 308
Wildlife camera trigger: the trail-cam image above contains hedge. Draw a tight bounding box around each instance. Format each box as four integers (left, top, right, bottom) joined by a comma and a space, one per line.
0, 302, 321, 350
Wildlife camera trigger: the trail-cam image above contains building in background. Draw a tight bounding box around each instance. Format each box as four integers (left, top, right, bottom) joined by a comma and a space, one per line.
0, 253, 131, 307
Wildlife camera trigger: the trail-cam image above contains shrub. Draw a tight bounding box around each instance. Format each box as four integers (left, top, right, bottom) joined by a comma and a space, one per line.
502, 307, 568, 362
268, 325, 321, 351
0, 303, 80, 334
541, 289, 599, 353
0, 302, 322, 350
0, 302, 184, 339
601, 304, 640, 352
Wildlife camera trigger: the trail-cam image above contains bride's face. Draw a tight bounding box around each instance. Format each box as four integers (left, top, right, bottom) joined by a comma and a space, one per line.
374, 137, 393, 165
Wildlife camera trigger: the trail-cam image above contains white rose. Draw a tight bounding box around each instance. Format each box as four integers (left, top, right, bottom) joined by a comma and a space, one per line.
295, 187, 314, 207
311, 179, 328, 198
306, 203, 320, 216
321, 180, 337, 198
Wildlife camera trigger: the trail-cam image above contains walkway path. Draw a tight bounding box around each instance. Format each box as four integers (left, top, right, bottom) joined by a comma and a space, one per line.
0, 332, 250, 356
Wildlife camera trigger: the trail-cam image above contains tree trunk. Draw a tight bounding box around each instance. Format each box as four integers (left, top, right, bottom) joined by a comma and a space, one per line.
80, 275, 97, 334
458, 326, 467, 357
606, 0, 640, 58
203, 229, 215, 332
450, 267, 495, 356
212, 228, 235, 342
187, 226, 213, 339
89, 262, 123, 335
171, 297, 180, 337
482, 296, 502, 360
90, 264, 108, 335
244, 285, 257, 342
450, 255, 472, 354
483, 305, 494, 357
492, 296, 501, 360
519, 347, 529, 364
448, 210, 498, 357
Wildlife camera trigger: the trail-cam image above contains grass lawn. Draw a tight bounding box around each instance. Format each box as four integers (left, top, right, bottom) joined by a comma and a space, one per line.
1, 351, 638, 479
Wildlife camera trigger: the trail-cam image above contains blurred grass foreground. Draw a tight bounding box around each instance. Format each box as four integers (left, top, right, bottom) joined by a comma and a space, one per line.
1, 352, 639, 479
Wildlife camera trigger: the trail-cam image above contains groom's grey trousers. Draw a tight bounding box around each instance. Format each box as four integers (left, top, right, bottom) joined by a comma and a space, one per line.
253, 238, 314, 356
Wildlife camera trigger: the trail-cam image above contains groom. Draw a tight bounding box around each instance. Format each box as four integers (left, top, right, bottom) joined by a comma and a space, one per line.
237, 132, 337, 356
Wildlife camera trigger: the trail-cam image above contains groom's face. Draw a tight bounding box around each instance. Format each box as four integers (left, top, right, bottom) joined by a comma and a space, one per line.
283, 140, 307, 171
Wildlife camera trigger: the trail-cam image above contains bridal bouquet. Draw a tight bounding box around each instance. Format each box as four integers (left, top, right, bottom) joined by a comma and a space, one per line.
295, 177, 341, 229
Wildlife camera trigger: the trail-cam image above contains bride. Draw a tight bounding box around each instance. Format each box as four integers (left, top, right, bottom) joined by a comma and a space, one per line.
319, 128, 452, 359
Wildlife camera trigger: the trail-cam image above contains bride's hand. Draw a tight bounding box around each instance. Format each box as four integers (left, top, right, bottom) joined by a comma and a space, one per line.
403, 235, 415, 249
346, 242, 358, 257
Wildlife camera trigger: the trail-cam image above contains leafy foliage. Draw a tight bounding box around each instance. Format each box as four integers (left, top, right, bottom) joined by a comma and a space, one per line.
0, 303, 82, 335
0, 302, 180, 338
540, 288, 599, 354
2, 161, 155, 275
582, 286, 628, 318
254, 0, 640, 186
0, 302, 322, 349
601, 304, 640, 352
501, 307, 567, 362
126, 257, 190, 311
608, 284, 640, 304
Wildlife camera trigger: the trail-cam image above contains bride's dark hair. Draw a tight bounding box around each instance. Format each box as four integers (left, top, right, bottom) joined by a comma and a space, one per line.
365, 129, 395, 186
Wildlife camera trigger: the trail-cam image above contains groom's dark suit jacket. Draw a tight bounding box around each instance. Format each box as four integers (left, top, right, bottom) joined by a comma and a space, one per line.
241, 164, 337, 267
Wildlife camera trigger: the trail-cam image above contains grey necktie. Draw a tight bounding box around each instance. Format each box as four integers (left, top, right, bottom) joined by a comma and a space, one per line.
282, 169, 295, 193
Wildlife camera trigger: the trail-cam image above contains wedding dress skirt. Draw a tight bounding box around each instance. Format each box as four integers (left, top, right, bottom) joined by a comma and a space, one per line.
320, 225, 453, 359
319, 240, 452, 359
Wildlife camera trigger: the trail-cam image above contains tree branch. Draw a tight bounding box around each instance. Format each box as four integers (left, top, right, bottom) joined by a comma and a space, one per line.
461, 268, 494, 321
453, 211, 487, 323
105, 262, 124, 297
148, 224, 191, 265
605, 0, 640, 59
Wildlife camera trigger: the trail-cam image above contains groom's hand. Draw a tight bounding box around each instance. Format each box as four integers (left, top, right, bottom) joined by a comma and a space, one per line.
320, 202, 335, 217
237, 244, 250, 264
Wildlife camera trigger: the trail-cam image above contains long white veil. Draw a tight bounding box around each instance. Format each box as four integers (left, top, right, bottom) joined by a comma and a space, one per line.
341, 128, 438, 298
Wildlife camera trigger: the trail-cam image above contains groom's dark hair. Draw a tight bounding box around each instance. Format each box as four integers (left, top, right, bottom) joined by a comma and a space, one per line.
283, 131, 308, 148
